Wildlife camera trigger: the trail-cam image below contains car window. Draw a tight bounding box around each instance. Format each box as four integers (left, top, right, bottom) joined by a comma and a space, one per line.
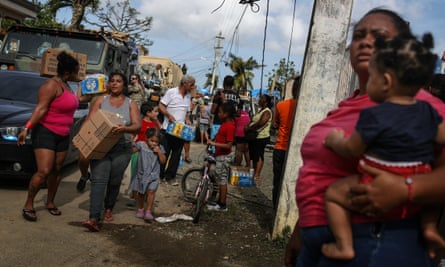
0, 75, 46, 104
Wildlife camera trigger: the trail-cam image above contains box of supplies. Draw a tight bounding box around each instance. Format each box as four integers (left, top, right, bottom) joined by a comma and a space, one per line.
81, 74, 108, 95
73, 109, 124, 159
40, 48, 87, 81
165, 121, 195, 141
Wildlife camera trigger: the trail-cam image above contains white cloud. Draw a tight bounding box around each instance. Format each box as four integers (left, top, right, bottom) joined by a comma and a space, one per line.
91, 0, 445, 87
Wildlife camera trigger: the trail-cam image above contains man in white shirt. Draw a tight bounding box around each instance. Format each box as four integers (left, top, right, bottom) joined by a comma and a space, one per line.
159, 75, 195, 185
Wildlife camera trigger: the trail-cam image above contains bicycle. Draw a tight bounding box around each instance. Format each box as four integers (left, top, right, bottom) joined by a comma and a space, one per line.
181, 145, 218, 223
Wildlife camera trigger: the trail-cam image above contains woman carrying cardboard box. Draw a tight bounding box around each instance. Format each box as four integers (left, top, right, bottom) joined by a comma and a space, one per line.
81, 72, 141, 232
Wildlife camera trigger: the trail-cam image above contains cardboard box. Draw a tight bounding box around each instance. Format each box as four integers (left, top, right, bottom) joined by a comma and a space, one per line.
165, 121, 195, 141
81, 74, 108, 95
40, 48, 87, 81
73, 109, 123, 159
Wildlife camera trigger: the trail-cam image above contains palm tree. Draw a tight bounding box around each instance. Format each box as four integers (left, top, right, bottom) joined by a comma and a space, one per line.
227, 53, 260, 95
203, 73, 218, 89
46, 0, 99, 30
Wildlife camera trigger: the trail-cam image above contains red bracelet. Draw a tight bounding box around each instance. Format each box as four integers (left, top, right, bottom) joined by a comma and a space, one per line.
405, 177, 414, 202
25, 121, 34, 129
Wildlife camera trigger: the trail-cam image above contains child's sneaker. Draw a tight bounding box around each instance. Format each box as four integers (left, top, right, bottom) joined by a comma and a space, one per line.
144, 211, 154, 222
207, 203, 228, 212
135, 209, 144, 218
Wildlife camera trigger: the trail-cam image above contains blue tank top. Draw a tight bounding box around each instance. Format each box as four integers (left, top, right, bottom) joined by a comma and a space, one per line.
101, 95, 132, 144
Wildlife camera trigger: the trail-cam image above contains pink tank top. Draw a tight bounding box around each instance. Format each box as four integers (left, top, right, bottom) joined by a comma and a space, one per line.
40, 81, 79, 136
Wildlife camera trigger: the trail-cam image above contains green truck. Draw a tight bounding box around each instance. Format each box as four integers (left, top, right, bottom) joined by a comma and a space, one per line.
0, 25, 136, 77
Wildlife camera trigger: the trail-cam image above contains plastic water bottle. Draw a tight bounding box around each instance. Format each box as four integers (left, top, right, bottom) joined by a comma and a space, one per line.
230, 169, 239, 185
179, 153, 184, 167
249, 168, 255, 186
239, 171, 248, 187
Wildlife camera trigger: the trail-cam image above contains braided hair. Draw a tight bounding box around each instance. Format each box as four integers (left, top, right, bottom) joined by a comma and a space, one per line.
373, 32, 438, 96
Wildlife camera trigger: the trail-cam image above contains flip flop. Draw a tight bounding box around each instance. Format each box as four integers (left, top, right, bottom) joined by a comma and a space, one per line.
22, 209, 37, 222
82, 219, 100, 232
104, 209, 113, 222
47, 207, 62, 216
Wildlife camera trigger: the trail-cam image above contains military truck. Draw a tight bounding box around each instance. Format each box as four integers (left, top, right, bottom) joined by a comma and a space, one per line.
0, 25, 136, 77
137, 55, 183, 94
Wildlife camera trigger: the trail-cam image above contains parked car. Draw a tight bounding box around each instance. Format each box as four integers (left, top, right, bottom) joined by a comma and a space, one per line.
0, 70, 88, 178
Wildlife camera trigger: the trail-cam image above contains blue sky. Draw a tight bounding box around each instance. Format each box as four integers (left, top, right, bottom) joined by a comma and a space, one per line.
56, 0, 445, 89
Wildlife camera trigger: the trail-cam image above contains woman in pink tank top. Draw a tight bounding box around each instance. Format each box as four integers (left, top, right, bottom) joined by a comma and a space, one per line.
17, 52, 90, 222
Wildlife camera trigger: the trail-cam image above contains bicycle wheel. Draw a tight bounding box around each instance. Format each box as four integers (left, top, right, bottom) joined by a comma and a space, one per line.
191, 178, 209, 224
181, 167, 203, 202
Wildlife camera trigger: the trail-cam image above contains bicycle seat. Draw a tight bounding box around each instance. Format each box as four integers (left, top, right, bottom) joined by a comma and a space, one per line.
206, 155, 216, 164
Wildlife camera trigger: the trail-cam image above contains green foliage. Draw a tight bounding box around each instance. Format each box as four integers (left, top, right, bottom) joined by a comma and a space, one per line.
272, 225, 292, 248
266, 58, 298, 97
0, 2, 63, 30
203, 73, 219, 89
227, 53, 261, 93
1, 19, 17, 31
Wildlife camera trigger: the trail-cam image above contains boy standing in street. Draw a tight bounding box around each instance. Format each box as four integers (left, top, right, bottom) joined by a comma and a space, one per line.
207, 102, 236, 211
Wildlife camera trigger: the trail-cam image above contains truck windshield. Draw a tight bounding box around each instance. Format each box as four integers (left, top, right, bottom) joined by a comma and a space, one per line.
1, 32, 104, 64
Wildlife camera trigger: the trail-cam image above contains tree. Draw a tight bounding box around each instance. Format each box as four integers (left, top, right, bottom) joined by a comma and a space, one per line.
203, 73, 218, 89
227, 53, 260, 94
85, 0, 153, 47
46, 0, 100, 30
266, 58, 297, 98
0, 2, 63, 30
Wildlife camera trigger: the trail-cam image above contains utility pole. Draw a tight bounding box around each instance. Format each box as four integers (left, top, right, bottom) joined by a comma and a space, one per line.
210, 32, 224, 95
441, 51, 445, 74
272, 0, 354, 239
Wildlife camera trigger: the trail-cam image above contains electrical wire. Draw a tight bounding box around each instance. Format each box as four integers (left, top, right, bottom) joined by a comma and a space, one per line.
227, 5, 248, 58
211, 0, 226, 14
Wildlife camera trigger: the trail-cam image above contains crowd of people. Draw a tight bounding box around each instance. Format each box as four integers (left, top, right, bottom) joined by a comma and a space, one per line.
16, 6, 445, 266
18, 61, 278, 230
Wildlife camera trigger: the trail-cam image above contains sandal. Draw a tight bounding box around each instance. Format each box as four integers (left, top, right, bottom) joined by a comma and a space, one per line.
104, 209, 113, 222
185, 157, 192, 164
136, 209, 144, 218
82, 219, 100, 232
47, 207, 62, 216
144, 210, 154, 222
22, 209, 37, 222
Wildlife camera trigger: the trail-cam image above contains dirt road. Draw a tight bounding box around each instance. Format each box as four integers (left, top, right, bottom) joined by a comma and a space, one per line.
0, 143, 284, 267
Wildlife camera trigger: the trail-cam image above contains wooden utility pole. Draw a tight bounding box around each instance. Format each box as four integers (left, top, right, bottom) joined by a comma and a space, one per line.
272, 0, 354, 239
441, 51, 445, 74
210, 32, 224, 95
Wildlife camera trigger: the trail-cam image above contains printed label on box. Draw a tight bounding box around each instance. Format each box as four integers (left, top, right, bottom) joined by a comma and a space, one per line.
40, 48, 87, 81
81, 74, 108, 95
165, 122, 195, 141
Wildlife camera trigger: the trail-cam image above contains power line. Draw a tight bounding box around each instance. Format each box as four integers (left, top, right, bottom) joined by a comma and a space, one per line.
169, 37, 215, 60
227, 5, 248, 58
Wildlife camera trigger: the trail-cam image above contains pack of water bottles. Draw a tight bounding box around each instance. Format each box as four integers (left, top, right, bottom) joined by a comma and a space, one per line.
230, 167, 254, 187
81, 74, 108, 95
165, 121, 195, 141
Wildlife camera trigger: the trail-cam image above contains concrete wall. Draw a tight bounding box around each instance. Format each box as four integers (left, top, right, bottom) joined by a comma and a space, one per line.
272, 0, 354, 239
